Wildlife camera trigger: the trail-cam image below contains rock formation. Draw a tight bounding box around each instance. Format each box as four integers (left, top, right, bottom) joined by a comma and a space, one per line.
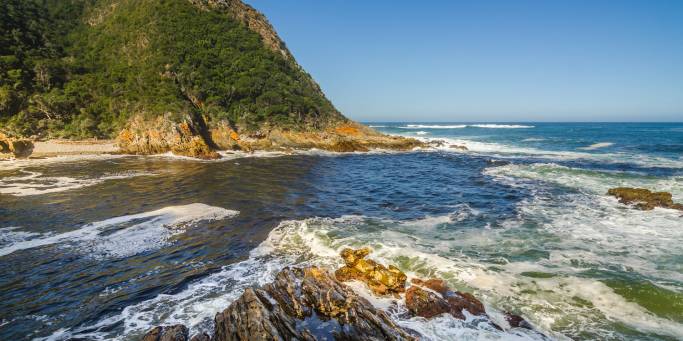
406, 278, 486, 320
143, 248, 543, 340
607, 187, 683, 211
334, 247, 408, 296
142, 325, 189, 341
117, 115, 220, 160
143, 266, 415, 341
0, 133, 34, 159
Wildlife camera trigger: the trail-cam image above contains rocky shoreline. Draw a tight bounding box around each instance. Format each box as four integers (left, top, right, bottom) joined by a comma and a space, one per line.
142, 248, 542, 341
2, 119, 424, 160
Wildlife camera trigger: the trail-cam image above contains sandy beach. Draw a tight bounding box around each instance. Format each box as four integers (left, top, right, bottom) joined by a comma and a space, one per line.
31, 140, 119, 157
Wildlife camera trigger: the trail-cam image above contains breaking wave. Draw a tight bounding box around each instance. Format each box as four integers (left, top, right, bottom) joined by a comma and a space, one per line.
400, 124, 534, 129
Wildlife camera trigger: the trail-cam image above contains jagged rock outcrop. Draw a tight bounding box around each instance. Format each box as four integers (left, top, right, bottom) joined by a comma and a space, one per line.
214, 266, 414, 340
608, 187, 683, 211
117, 115, 220, 160
143, 248, 545, 340
406, 278, 486, 320
142, 325, 189, 341
334, 247, 408, 296
0, 133, 34, 159
142, 267, 414, 341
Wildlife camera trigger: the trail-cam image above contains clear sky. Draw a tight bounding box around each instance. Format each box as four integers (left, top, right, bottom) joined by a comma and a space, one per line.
247, 0, 683, 122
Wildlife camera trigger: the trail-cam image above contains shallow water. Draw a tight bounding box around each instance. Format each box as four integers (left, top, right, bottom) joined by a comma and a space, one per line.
1, 123, 682, 340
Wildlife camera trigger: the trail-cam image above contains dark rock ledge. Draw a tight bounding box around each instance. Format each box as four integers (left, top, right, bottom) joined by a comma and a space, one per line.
143, 248, 539, 341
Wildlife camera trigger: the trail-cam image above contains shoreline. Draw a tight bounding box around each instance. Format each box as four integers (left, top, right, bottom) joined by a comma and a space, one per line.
30, 139, 120, 157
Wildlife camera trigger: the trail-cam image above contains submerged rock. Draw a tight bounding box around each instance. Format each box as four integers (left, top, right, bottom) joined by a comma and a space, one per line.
407, 278, 486, 320
505, 313, 534, 329
334, 247, 407, 296
213, 266, 415, 340
449, 144, 468, 150
607, 187, 683, 211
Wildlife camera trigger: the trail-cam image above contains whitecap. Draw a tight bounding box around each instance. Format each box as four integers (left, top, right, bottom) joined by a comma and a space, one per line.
409, 136, 683, 169
578, 142, 614, 150
470, 124, 534, 129
0, 204, 238, 258
415, 131, 429, 135
402, 124, 467, 129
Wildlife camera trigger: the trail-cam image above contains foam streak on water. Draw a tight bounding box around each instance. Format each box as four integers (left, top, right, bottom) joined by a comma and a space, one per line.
0, 204, 238, 258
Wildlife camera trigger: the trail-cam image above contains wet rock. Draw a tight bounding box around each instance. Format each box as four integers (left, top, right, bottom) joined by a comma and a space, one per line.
505, 313, 533, 329
410, 278, 449, 295
213, 266, 414, 341
142, 325, 189, 341
428, 139, 447, 147
607, 187, 683, 211
449, 144, 468, 150
405, 285, 451, 318
407, 278, 486, 320
334, 247, 407, 296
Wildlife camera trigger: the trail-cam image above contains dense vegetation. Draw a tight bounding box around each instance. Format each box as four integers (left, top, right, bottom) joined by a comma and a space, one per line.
0, 0, 342, 139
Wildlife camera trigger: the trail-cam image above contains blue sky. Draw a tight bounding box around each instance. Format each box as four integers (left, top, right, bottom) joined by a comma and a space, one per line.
247, 1, 683, 122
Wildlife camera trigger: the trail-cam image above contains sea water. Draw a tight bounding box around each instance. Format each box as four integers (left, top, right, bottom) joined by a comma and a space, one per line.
0, 122, 681, 340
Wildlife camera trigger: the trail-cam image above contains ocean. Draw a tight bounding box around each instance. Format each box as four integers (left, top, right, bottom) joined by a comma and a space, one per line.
1, 122, 681, 340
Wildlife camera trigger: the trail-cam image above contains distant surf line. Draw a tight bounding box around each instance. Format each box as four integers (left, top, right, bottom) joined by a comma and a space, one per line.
400, 124, 534, 129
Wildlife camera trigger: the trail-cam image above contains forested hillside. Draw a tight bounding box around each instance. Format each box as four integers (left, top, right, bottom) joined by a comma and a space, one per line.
0, 0, 344, 139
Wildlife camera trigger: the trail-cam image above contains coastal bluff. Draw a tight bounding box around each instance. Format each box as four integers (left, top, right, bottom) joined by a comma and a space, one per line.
0, 0, 420, 159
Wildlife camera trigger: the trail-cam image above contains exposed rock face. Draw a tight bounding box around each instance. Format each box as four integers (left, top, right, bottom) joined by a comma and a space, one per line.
212, 266, 414, 340
406, 278, 486, 320
0, 133, 34, 158
142, 325, 189, 341
213, 121, 423, 153
117, 115, 220, 160
607, 187, 683, 211
334, 247, 408, 296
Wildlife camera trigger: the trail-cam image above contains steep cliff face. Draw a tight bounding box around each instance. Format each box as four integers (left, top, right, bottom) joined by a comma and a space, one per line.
1, 0, 420, 157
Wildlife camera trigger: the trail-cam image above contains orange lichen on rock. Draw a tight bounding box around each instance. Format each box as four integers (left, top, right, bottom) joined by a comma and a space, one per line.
334, 247, 407, 296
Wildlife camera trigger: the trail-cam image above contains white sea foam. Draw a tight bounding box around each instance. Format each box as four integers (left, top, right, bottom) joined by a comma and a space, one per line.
415, 131, 430, 135
0, 170, 155, 196
414, 136, 683, 169
402, 124, 468, 129
0, 154, 129, 172
484, 163, 683, 200
47, 203, 683, 340
522, 138, 545, 142
470, 124, 534, 129
578, 142, 614, 150
0, 226, 40, 246
0, 204, 238, 258
400, 124, 533, 129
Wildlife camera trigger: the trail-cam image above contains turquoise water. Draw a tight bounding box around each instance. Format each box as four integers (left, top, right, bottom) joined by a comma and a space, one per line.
0, 123, 681, 340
